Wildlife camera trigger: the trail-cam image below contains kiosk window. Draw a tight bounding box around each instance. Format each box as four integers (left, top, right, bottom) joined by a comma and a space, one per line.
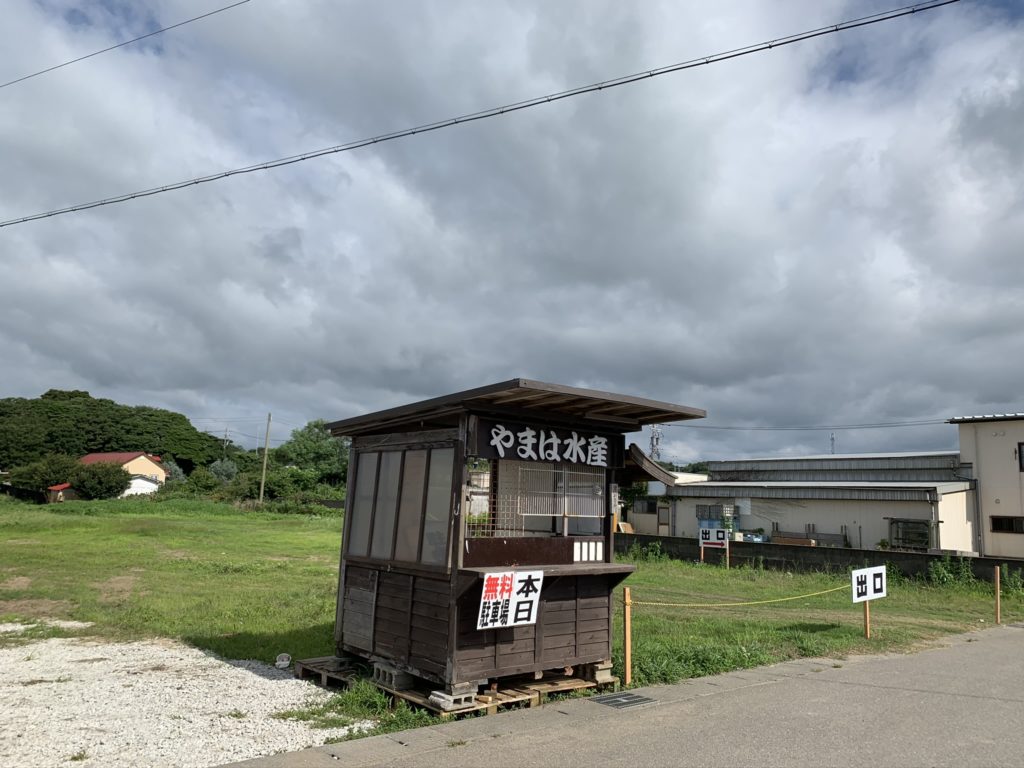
421, 448, 455, 565
346, 452, 379, 557
346, 446, 455, 566
394, 450, 427, 562
369, 451, 402, 559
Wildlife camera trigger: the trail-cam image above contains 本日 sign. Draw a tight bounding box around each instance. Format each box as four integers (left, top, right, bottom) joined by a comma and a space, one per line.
476, 570, 545, 630
699, 527, 728, 549
851, 565, 887, 603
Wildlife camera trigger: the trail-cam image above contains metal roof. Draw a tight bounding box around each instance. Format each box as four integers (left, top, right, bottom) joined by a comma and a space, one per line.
327, 379, 705, 435
715, 451, 958, 463
664, 480, 971, 503
948, 413, 1024, 424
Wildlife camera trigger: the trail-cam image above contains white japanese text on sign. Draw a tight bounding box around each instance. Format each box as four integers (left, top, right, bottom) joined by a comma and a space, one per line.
476, 570, 544, 630
488, 424, 609, 467
851, 565, 887, 603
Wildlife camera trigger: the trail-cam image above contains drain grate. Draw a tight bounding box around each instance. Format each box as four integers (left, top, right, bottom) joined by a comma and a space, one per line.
591, 691, 656, 709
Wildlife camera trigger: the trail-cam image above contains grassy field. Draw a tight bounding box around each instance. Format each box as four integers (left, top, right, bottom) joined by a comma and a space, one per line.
3, 495, 1021, 707
0, 494, 342, 661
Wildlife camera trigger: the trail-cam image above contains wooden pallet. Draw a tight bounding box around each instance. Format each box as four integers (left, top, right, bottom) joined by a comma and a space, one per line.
377, 673, 613, 718
293, 656, 359, 688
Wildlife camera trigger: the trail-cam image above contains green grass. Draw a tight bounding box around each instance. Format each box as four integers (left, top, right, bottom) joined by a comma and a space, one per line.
613, 554, 1024, 686
0, 495, 342, 661
275, 678, 439, 738
3, 494, 1023, 737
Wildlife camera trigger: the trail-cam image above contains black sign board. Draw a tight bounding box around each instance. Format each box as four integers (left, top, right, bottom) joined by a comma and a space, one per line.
475, 419, 624, 468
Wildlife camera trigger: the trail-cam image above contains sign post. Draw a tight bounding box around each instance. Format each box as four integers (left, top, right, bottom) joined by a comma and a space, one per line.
851, 565, 887, 639
699, 527, 729, 567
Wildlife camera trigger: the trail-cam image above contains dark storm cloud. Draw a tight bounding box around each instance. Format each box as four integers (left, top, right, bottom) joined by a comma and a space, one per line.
1, 0, 1021, 458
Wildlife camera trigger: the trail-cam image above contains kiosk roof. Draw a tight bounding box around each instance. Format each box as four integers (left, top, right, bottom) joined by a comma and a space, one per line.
328, 378, 705, 435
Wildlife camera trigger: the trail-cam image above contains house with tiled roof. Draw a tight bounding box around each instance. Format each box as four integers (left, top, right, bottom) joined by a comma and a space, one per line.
79, 452, 167, 489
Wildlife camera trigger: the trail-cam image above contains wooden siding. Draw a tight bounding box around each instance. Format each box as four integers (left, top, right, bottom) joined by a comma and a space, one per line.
453, 575, 612, 682
339, 563, 451, 684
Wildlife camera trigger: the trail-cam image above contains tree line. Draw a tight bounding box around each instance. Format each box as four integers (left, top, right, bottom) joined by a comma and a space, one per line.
0, 390, 348, 505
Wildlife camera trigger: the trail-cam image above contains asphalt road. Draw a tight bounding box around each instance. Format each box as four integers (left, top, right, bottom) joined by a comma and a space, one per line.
227, 624, 1024, 768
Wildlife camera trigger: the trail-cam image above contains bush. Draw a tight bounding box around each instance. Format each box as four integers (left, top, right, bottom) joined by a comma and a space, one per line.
7, 454, 80, 491
186, 466, 221, 494
208, 459, 238, 483
70, 463, 131, 500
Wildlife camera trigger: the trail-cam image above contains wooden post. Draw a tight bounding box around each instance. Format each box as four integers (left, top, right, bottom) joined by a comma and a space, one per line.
623, 587, 632, 687
700, 546, 704, 564
995, 565, 1001, 626
725, 542, 730, 570
863, 600, 871, 639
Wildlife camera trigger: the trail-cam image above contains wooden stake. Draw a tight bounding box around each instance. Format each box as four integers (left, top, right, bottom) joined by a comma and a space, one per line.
995, 565, 1001, 626
863, 600, 871, 639
725, 543, 730, 570
700, 546, 704, 563
623, 587, 632, 687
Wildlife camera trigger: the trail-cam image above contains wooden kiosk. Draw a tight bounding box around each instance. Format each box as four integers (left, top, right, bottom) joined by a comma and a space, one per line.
327, 379, 704, 709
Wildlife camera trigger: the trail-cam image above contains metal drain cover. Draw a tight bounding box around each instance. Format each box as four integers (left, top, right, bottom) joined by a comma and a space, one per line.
591, 692, 656, 709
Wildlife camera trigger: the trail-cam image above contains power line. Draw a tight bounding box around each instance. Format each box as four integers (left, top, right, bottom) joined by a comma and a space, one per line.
1, 0, 252, 91
0, 0, 959, 229
667, 419, 947, 432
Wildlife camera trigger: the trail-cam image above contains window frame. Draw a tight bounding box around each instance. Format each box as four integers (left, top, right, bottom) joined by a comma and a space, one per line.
991, 516, 1024, 534
343, 441, 457, 572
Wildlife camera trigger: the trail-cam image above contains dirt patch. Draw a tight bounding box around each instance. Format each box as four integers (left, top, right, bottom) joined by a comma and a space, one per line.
0, 576, 32, 590
94, 574, 139, 604
160, 549, 191, 560
0, 599, 72, 617
2, 539, 42, 546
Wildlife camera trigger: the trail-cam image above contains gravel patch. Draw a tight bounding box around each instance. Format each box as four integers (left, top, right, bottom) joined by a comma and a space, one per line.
0, 637, 361, 767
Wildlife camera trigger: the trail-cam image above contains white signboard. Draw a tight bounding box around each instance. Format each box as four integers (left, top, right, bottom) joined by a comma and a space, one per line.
477, 570, 544, 630
851, 565, 887, 603
699, 527, 729, 549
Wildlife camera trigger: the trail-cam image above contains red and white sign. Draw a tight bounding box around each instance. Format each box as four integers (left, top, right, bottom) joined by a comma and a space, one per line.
700, 527, 729, 549
476, 570, 545, 630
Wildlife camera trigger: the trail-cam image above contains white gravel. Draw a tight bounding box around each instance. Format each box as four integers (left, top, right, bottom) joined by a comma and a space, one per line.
0, 636, 363, 768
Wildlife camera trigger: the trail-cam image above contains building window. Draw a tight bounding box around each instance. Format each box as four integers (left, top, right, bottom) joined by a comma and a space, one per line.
889, 519, 930, 550
991, 516, 1024, 534
696, 504, 723, 521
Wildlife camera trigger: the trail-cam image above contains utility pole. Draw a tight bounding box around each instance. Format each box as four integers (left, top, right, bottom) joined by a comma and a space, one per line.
222, 428, 229, 459
259, 412, 272, 503
830, 431, 836, 455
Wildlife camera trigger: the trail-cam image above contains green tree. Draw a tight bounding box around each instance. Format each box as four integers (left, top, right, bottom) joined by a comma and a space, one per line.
0, 391, 226, 470
275, 420, 349, 485
7, 454, 80, 491
186, 467, 220, 494
208, 459, 238, 483
162, 457, 186, 483
70, 463, 131, 500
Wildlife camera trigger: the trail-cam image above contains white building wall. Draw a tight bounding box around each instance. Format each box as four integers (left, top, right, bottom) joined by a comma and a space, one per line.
670, 496, 936, 550
937, 491, 973, 553
959, 421, 1024, 558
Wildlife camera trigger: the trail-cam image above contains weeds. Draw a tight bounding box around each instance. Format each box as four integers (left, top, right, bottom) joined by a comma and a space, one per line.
276, 679, 438, 740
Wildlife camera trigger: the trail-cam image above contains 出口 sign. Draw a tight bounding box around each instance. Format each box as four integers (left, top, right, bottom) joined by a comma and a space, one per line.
476, 419, 622, 468
476, 570, 544, 630
700, 527, 728, 549
851, 565, 887, 603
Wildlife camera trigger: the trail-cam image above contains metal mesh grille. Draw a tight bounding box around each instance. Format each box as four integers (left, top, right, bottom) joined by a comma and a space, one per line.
466, 459, 605, 538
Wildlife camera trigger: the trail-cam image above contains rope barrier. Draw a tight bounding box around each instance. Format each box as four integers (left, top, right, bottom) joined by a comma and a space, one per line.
631, 584, 847, 608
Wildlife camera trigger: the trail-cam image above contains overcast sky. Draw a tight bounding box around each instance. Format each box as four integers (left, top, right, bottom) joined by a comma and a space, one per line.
2, 0, 1022, 463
